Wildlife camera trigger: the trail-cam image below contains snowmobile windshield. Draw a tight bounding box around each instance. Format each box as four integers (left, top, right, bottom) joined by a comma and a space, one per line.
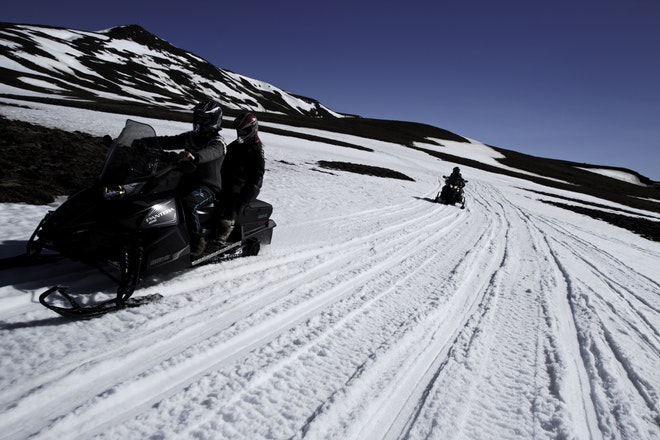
100, 120, 159, 186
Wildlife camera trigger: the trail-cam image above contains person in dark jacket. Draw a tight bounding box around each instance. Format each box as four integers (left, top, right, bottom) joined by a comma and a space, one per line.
214, 112, 265, 244
446, 167, 465, 188
135, 99, 226, 256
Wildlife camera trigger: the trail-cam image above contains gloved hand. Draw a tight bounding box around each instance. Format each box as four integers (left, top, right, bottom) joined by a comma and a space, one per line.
177, 151, 197, 173
178, 151, 196, 162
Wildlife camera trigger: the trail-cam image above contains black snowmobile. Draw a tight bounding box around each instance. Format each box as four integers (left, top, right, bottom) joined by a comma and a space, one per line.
435, 176, 467, 209
18, 119, 276, 318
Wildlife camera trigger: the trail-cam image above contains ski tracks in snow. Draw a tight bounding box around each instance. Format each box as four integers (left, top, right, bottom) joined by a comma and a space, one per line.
1, 180, 658, 439
534, 208, 659, 439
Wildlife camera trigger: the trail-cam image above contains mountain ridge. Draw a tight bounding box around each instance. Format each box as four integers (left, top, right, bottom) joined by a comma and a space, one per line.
0, 22, 337, 117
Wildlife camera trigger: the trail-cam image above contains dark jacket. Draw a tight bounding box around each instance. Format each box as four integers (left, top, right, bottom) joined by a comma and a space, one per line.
221, 137, 265, 204
150, 131, 226, 193
446, 172, 465, 188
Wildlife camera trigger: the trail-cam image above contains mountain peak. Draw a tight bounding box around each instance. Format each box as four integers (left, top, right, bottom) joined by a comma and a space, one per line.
0, 22, 341, 117
102, 24, 162, 43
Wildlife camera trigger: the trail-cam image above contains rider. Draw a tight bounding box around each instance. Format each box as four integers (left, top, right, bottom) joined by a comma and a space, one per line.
134, 99, 226, 256
446, 167, 465, 188
214, 112, 265, 244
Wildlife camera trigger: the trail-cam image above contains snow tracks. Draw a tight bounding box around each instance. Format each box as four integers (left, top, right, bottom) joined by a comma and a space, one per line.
1, 180, 658, 439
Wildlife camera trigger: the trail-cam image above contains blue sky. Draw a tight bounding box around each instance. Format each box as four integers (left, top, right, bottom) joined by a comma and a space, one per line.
4, 0, 660, 179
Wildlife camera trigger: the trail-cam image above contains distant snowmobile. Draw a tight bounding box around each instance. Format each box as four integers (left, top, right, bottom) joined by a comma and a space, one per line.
435, 175, 467, 209
10, 119, 276, 318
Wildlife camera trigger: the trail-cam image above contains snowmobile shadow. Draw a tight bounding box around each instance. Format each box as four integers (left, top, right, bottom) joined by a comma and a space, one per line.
0, 239, 26, 255
1, 241, 178, 322
2, 263, 175, 324
0, 239, 176, 288
1, 316, 67, 329
414, 196, 440, 204
0, 240, 75, 288
2, 258, 121, 306
0, 240, 32, 267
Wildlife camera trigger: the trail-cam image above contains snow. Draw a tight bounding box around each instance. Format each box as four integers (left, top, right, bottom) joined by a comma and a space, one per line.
577, 167, 649, 187
16, 77, 67, 91
1, 101, 659, 440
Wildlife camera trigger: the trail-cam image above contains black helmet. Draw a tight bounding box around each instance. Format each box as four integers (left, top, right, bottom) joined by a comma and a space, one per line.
233, 112, 258, 143
192, 99, 223, 134
453, 167, 460, 173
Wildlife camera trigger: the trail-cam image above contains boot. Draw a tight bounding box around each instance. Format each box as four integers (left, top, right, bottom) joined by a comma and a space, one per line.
190, 235, 207, 257
214, 219, 235, 244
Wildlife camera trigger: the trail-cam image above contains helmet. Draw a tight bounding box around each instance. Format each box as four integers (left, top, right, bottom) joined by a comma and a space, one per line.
453, 167, 460, 173
192, 99, 223, 134
233, 112, 258, 143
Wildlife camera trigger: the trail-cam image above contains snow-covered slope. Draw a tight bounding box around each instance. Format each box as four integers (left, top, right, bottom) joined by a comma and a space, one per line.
577, 167, 649, 186
0, 23, 339, 117
1, 102, 658, 440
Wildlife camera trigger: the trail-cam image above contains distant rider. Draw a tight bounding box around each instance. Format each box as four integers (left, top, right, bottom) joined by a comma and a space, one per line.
446, 167, 465, 188
134, 99, 226, 256
214, 112, 265, 244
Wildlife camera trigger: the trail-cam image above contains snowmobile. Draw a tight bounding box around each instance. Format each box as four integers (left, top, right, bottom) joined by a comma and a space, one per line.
435, 176, 467, 209
15, 119, 276, 319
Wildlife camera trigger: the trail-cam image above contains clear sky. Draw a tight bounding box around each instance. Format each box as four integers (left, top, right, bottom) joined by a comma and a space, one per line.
3, 0, 660, 179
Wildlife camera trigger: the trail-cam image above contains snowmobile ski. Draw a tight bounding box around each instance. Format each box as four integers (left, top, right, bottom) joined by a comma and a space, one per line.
38, 287, 163, 319
191, 240, 242, 266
